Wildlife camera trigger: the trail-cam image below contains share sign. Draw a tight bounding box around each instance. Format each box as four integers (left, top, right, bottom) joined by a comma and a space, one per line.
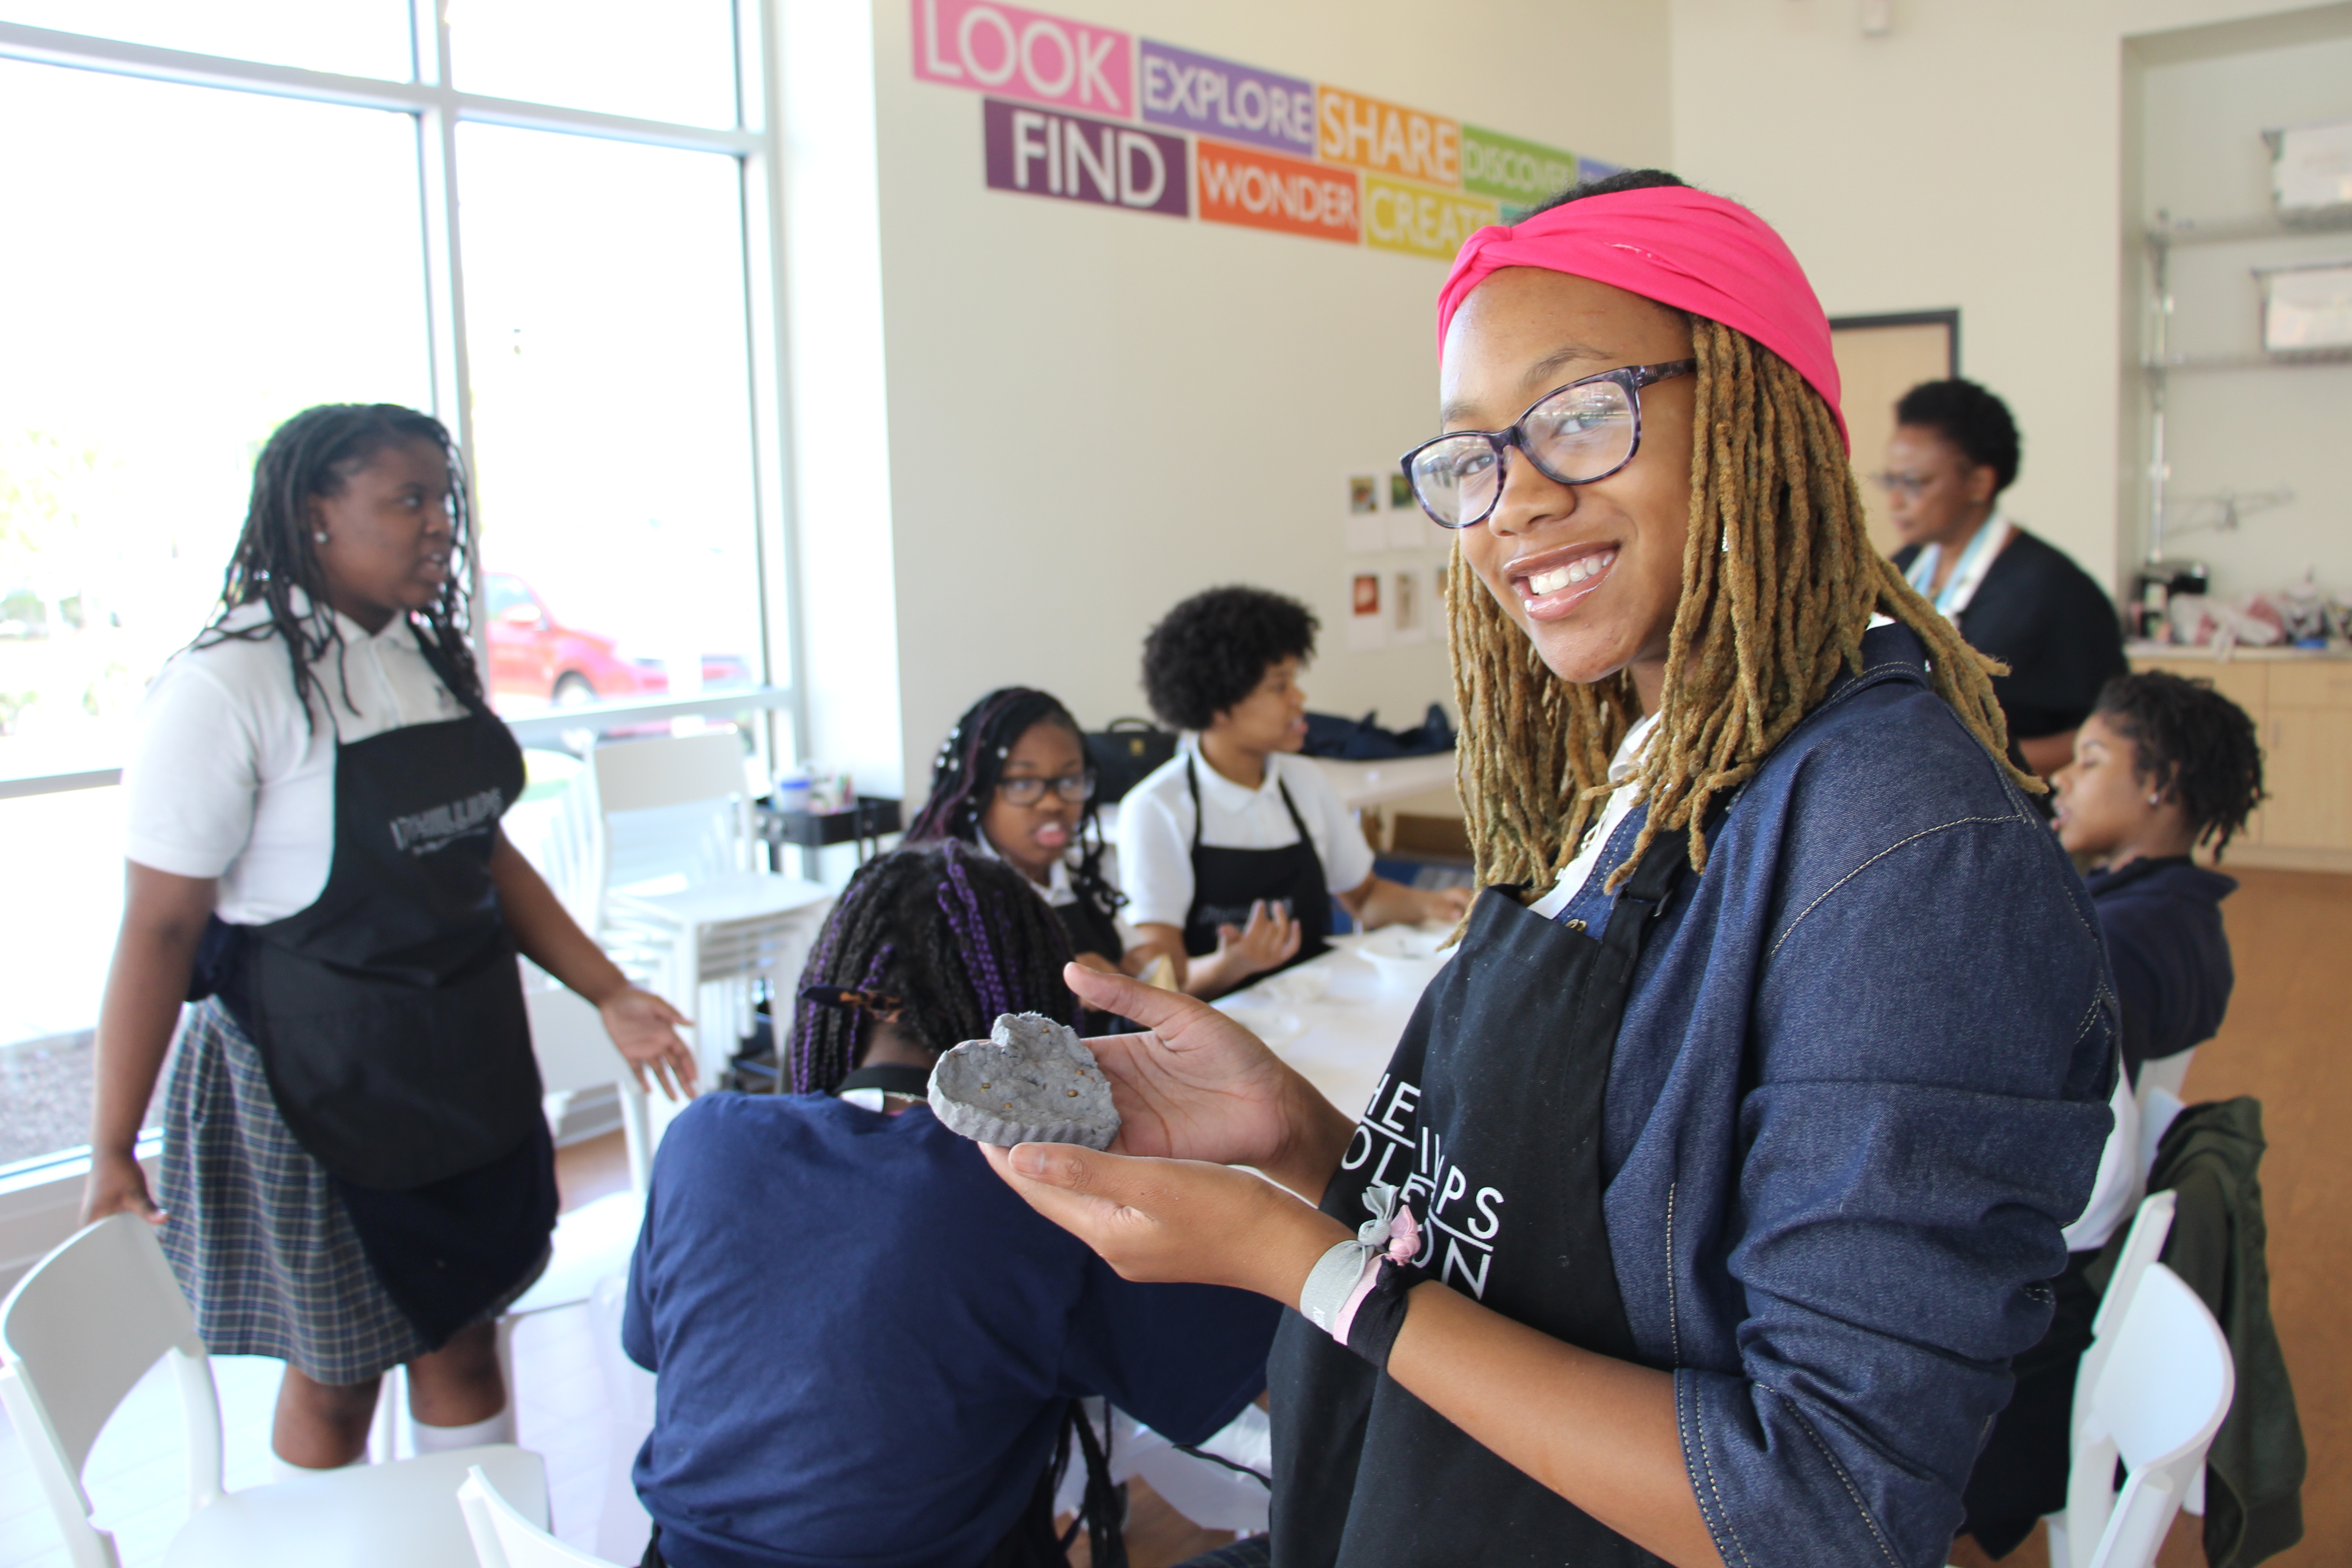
912, 0, 1132, 118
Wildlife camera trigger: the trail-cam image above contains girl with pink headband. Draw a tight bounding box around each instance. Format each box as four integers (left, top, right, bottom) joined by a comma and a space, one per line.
987, 171, 2115, 1568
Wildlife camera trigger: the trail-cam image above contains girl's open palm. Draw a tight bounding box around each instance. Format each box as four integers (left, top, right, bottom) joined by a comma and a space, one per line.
1064, 962, 1316, 1171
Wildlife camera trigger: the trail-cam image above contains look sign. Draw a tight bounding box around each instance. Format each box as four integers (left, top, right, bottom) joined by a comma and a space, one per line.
913, 0, 1132, 117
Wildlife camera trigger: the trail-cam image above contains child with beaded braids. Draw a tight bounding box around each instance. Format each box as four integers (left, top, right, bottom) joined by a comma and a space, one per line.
623, 841, 1277, 1568
903, 687, 1136, 981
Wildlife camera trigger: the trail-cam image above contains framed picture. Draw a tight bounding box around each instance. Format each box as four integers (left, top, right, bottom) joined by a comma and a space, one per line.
1389, 472, 1414, 509
1349, 475, 1379, 514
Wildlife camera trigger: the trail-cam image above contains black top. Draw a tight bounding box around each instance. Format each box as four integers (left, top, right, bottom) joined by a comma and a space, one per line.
2083, 855, 2236, 1084
1893, 526, 2128, 740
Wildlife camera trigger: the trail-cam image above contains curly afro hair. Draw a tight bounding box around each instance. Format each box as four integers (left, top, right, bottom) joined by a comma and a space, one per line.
2093, 670, 2265, 859
1894, 378, 2021, 494
1140, 586, 1319, 731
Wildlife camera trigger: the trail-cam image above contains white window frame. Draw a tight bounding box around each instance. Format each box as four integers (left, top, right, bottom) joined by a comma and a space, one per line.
0, 0, 808, 799
0, 2, 806, 1269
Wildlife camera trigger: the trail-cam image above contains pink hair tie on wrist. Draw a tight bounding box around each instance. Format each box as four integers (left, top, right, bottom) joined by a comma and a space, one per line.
1299, 1182, 1421, 1354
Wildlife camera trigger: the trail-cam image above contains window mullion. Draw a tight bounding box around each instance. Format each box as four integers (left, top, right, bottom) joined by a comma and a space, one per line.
411, 0, 486, 671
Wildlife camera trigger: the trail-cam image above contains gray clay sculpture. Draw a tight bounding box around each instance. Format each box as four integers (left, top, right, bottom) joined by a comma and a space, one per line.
928, 1012, 1121, 1150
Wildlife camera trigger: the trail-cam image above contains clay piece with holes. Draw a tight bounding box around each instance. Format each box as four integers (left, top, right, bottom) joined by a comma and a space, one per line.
927, 1012, 1121, 1150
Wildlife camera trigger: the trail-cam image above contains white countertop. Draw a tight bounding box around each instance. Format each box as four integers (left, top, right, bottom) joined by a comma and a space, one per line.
2128, 640, 2352, 662
1305, 751, 1459, 811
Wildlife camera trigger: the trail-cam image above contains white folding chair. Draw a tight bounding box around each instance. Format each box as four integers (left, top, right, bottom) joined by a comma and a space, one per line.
461, 1462, 623, 1568
0, 1214, 547, 1568
587, 733, 833, 1090
2049, 1250, 2232, 1568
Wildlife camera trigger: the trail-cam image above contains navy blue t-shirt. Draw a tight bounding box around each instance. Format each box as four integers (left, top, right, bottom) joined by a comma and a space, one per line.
2083, 855, 2236, 1083
623, 1092, 1279, 1568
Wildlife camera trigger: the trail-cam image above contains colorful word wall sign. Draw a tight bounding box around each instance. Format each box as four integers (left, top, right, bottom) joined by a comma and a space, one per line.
912, 0, 1623, 262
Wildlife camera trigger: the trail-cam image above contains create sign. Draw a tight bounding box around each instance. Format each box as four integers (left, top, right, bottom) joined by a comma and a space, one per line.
1196, 137, 1358, 243
1363, 174, 1497, 261
1316, 86, 1460, 189
1140, 39, 1315, 157
913, 0, 1131, 117
983, 98, 1189, 216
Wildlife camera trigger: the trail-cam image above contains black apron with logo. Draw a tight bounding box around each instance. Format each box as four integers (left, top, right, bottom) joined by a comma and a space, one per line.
1182, 756, 1332, 970
1267, 824, 1699, 1567
237, 651, 553, 1345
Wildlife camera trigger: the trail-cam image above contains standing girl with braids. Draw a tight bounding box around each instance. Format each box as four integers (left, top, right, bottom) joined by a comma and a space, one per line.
622, 842, 1276, 1568
903, 687, 1137, 979
983, 173, 2115, 1568
83, 404, 697, 1476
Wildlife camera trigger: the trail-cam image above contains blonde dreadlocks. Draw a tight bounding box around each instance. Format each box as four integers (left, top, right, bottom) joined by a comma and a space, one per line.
1449, 315, 2034, 898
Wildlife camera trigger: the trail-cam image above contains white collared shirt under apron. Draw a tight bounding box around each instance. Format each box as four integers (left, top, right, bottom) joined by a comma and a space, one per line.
123, 594, 469, 925
1903, 508, 2013, 619
1116, 739, 1378, 930
1527, 710, 1663, 920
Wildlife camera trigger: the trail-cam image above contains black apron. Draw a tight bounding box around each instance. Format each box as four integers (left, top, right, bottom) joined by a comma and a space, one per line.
235, 645, 553, 1346
1054, 893, 1123, 965
1266, 823, 1698, 1568
1182, 756, 1332, 970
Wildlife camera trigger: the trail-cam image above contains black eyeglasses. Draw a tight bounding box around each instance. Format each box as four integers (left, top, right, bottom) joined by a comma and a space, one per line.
996, 772, 1094, 806
1399, 359, 1696, 529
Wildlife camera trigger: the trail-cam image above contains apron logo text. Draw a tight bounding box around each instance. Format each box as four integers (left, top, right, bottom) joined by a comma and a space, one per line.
388, 788, 505, 856
1341, 1073, 1509, 1301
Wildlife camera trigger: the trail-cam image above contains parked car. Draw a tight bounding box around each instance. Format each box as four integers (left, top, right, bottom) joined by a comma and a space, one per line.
483, 573, 752, 708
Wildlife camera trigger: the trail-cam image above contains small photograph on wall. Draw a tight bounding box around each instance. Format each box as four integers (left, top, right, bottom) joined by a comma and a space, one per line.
1349, 475, 1379, 514
1391, 567, 1427, 644
1348, 571, 1387, 651
1389, 472, 1413, 509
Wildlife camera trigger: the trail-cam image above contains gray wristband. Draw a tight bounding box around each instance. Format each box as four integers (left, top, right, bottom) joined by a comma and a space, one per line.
1298, 1238, 1374, 1335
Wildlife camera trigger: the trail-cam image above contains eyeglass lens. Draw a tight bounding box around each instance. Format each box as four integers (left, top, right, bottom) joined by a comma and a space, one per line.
1408, 377, 1637, 527
999, 773, 1093, 804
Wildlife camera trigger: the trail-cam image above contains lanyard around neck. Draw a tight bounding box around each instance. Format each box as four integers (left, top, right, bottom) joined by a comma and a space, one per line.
1906, 513, 2010, 619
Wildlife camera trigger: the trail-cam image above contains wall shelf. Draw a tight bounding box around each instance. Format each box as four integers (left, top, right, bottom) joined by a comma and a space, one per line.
2140, 349, 2352, 373
2146, 211, 2352, 248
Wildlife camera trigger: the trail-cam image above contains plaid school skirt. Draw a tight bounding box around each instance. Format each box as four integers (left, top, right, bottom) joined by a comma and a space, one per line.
157, 1000, 543, 1386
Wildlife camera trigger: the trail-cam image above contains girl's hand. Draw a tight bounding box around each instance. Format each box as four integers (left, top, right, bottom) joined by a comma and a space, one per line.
980, 1140, 1349, 1301
598, 987, 699, 1101
82, 1148, 165, 1226
1418, 885, 1473, 925
1213, 900, 1302, 982
1061, 963, 1355, 1201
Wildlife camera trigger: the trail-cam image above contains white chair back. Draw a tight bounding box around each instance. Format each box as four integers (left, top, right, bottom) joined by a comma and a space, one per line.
0, 1215, 226, 1568
525, 982, 652, 1192
460, 1463, 622, 1568
2063, 1261, 2233, 1568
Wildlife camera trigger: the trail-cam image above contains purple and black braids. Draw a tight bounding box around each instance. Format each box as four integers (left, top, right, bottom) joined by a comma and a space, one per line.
904, 687, 1124, 922
785, 841, 1077, 1094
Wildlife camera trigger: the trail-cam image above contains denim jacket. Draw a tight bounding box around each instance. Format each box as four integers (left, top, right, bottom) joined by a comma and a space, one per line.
1554, 623, 2116, 1568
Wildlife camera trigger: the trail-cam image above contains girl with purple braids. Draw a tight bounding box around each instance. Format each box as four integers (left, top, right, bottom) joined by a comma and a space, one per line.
621, 841, 1278, 1568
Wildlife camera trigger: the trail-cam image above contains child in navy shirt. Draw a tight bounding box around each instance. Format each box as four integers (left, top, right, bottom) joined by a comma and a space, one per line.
624, 842, 1278, 1568
1960, 668, 2263, 1558
2051, 670, 2263, 1092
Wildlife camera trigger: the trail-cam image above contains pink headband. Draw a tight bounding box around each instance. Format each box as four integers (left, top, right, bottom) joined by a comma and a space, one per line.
1436, 186, 1848, 451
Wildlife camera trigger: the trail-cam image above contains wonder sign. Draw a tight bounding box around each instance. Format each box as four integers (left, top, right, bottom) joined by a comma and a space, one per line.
913, 0, 1132, 117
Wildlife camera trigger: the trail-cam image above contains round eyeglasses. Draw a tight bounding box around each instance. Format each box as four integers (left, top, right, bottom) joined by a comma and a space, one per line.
996, 772, 1094, 806
1399, 359, 1696, 529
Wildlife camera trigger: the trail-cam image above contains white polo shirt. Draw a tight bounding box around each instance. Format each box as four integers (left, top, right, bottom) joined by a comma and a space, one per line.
122, 595, 469, 925
1115, 741, 1376, 930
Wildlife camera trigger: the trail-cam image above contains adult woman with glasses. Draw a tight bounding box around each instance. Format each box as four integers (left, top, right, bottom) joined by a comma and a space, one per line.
1879, 378, 2129, 778
980, 172, 2114, 1568
904, 687, 1137, 980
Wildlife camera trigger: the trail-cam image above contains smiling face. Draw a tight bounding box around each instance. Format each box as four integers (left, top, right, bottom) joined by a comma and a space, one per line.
308, 437, 455, 633
980, 718, 1088, 884
1208, 655, 1310, 755
1442, 268, 1696, 710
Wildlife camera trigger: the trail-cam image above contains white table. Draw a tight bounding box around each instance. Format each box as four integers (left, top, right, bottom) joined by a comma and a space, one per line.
1210, 932, 1446, 1126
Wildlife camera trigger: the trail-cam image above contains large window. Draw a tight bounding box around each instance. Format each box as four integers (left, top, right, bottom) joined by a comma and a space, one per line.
0, 3, 790, 1166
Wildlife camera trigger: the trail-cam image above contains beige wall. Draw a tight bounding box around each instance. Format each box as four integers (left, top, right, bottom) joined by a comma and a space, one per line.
1668, 0, 2350, 605
786, 0, 1671, 798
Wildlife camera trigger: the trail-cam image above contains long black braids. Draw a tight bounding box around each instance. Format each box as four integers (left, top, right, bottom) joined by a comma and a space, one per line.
197, 403, 482, 722
904, 688, 1125, 922
786, 840, 1077, 1095
781, 843, 1122, 1565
